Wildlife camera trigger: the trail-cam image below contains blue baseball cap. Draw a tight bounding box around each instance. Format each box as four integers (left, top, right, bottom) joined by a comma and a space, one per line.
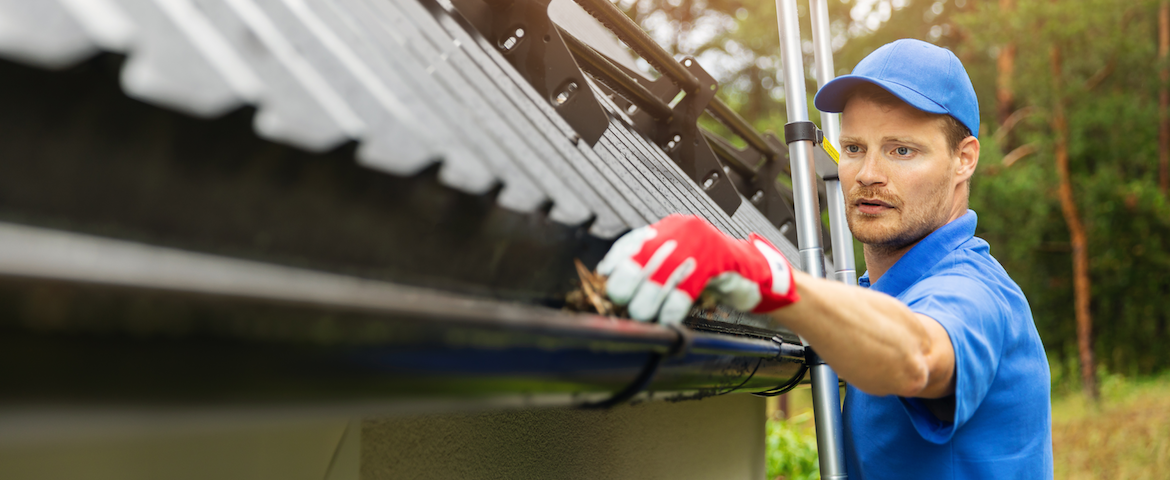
814, 39, 979, 138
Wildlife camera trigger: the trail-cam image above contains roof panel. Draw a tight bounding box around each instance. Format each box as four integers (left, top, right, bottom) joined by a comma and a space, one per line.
254, 0, 497, 193
197, 0, 364, 151
0, 0, 800, 250
117, 0, 260, 117
329, 0, 597, 224
0, 0, 100, 69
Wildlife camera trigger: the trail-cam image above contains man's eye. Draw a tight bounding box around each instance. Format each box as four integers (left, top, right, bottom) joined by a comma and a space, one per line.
845, 145, 861, 153
894, 146, 912, 156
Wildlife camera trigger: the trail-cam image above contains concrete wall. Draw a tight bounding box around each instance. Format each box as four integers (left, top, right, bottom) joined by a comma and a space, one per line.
0, 412, 357, 480
0, 394, 765, 480
363, 394, 767, 480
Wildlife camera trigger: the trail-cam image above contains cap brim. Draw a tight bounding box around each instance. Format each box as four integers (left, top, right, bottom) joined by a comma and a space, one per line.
813, 75, 948, 116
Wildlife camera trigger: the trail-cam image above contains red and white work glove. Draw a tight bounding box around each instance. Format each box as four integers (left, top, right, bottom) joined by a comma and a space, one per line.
596, 214, 800, 325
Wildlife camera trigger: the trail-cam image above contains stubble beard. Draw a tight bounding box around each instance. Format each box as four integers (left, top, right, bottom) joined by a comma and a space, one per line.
846, 176, 953, 257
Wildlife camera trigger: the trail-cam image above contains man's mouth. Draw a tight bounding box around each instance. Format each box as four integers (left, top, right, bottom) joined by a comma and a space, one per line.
855, 198, 894, 215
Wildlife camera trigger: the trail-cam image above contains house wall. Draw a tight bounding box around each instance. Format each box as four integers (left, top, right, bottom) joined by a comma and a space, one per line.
0, 412, 356, 480
0, 394, 765, 480
362, 394, 767, 480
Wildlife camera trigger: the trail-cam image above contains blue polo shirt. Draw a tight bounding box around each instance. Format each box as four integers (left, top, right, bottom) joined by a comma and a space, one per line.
843, 210, 1053, 479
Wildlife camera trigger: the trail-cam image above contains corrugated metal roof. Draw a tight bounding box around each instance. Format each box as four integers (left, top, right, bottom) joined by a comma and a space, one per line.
0, 0, 800, 262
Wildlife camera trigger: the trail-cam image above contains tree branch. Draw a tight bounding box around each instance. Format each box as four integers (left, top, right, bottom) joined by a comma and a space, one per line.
1002, 143, 1038, 167
1084, 59, 1116, 92
993, 106, 1038, 146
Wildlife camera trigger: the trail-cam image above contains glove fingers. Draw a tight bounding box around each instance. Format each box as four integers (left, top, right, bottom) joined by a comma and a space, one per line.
657, 290, 694, 325
597, 226, 657, 276
627, 281, 665, 322
628, 257, 696, 323
705, 272, 763, 311
604, 260, 643, 306
606, 239, 676, 306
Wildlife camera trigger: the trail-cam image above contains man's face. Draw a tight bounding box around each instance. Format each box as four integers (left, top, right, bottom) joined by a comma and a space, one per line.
837, 97, 967, 251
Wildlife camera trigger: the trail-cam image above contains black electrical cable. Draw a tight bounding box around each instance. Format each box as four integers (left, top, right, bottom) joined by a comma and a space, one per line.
752, 363, 808, 397
752, 336, 810, 397
705, 335, 808, 398
705, 357, 764, 397
579, 351, 666, 409
578, 324, 691, 409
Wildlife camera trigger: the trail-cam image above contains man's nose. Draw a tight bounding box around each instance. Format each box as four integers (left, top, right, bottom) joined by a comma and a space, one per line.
855, 153, 886, 186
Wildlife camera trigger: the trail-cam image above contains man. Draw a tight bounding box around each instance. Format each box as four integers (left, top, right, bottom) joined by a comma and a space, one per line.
596, 39, 1053, 478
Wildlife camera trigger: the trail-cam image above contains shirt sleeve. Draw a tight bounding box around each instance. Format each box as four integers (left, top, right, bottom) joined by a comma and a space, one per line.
897, 274, 1005, 444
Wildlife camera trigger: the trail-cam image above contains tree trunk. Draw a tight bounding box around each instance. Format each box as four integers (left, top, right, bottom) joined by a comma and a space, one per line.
1050, 45, 1099, 401
1160, 1, 1169, 195
997, 0, 1016, 125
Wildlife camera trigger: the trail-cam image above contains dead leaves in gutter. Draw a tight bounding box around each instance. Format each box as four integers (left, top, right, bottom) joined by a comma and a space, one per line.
564, 259, 720, 319
565, 259, 625, 317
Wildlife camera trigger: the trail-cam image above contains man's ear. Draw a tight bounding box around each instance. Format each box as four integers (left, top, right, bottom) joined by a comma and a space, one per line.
955, 136, 979, 184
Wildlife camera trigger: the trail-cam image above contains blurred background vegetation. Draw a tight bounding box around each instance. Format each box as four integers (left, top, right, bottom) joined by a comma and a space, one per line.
607, 0, 1169, 477
616, 0, 1169, 386
773, 376, 1170, 480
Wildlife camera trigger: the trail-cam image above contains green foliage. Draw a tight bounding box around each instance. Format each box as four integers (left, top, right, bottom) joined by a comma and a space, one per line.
1080, 175, 1170, 373
765, 412, 820, 480
954, 0, 1170, 375
632, 0, 1170, 375
666, 0, 1170, 376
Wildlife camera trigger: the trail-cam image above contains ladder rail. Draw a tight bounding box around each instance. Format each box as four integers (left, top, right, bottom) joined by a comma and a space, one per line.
810, 0, 859, 287
774, 0, 850, 478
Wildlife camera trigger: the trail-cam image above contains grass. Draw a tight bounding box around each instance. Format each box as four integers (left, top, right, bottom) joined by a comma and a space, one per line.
765, 373, 1170, 480
1051, 372, 1170, 479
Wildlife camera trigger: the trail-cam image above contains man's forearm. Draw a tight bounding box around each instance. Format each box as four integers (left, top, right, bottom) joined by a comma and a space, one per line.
769, 271, 952, 398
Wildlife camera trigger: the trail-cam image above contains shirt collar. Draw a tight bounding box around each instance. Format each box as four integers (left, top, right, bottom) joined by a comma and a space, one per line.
857, 210, 977, 295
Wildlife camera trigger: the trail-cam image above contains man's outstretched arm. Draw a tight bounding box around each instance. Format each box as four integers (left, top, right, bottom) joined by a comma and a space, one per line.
596, 214, 955, 400
772, 271, 955, 399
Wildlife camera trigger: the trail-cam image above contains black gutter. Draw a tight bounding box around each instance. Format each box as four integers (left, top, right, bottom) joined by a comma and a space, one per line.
0, 222, 806, 407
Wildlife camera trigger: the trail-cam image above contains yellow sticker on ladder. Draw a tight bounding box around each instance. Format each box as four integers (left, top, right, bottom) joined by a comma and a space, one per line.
822, 141, 840, 164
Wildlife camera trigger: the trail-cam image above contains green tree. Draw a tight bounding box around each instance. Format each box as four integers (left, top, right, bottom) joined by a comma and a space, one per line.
956, 0, 1170, 389
625, 0, 1170, 385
